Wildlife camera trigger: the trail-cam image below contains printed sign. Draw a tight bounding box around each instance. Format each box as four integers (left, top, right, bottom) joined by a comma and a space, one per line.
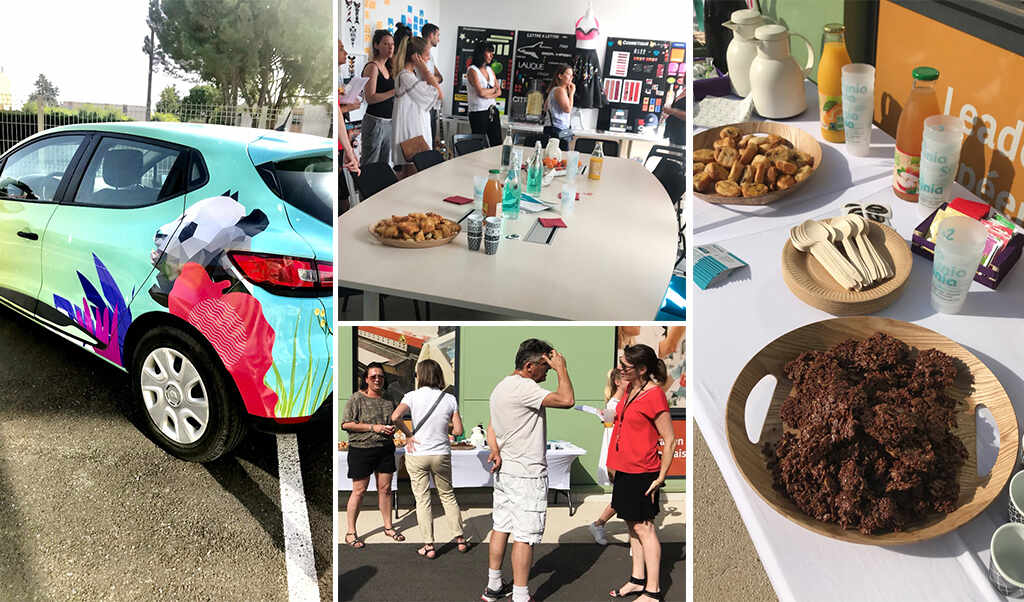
600, 37, 684, 133
510, 30, 576, 122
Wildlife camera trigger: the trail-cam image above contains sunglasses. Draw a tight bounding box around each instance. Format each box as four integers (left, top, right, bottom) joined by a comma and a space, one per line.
618, 362, 636, 372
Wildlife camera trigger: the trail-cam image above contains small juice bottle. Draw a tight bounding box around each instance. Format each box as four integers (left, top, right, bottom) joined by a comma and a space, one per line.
817, 23, 851, 143
483, 169, 502, 217
893, 67, 941, 202
589, 141, 604, 181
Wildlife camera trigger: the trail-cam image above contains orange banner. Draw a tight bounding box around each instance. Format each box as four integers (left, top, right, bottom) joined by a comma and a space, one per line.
875, 1, 1024, 224
658, 418, 686, 478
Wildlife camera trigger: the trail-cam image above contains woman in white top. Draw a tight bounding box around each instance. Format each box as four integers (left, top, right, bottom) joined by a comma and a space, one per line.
542, 64, 575, 151
589, 368, 627, 546
391, 359, 467, 559
390, 35, 443, 178
465, 42, 503, 146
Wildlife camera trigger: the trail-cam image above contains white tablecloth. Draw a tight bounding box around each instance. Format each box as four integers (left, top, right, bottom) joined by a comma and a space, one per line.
337, 443, 586, 492
693, 80, 1024, 602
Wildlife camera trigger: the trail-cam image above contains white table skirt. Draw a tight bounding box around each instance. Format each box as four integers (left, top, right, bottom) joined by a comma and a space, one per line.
693, 80, 1024, 602
337, 444, 586, 492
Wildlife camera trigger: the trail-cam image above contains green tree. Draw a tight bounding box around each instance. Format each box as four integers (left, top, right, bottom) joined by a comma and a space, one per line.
149, 0, 330, 116
155, 86, 180, 114
179, 85, 220, 122
30, 74, 59, 105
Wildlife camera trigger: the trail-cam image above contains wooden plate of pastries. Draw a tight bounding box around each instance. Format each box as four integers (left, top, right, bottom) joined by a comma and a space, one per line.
693, 122, 823, 206
369, 212, 462, 248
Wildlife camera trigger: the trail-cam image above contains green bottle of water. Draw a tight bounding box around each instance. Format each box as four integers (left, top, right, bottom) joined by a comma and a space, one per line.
526, 141, 544, 195
502, 150, 522, 220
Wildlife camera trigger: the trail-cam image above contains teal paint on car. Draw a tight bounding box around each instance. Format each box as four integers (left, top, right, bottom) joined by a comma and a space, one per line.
0, 122, 334, 461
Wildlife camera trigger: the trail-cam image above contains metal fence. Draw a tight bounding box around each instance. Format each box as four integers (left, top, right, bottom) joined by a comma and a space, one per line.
0, 97, 332, 153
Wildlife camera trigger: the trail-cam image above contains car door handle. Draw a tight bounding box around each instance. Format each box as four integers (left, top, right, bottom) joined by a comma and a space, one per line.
17, 230, 39, 241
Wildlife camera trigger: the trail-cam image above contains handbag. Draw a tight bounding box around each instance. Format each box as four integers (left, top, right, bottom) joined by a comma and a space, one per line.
410, 387, 450, 437
400, 135, 430, 161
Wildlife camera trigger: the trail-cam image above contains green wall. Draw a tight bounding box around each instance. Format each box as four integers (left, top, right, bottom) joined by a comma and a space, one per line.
338, 326, 684, 493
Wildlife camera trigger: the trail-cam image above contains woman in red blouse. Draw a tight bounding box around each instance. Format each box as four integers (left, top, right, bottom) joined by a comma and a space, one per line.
606, 344, 677, 602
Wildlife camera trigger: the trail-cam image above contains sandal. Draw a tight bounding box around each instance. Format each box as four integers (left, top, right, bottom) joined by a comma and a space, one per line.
454, 535, 470, 553
417, 544, 436, 559
609, 576, 646, 598
383, 528, 406, 542
344, 532, 365, 549
637, 591, 663, 602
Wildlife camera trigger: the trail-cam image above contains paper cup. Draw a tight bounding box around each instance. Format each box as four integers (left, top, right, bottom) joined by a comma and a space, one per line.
1011, 471, 1024, 524
466, 213, 483, 235
841, 64, 875, 157
467, 232, 482, 251
483, 235, 500, 255
919, 115, 965, 216
483, 216, 501, 238
930, 215, 987, 314
989, 523, 1024, 597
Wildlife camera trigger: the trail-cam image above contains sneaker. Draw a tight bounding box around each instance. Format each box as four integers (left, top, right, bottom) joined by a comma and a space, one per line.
481, 581, 513, 602
588, 522, 608, 546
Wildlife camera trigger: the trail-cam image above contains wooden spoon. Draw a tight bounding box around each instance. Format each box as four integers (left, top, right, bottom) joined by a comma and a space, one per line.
831, 219, 874, 285
847, 214, 893, 279
790, 222, 859, 291
800, 220, 863, 290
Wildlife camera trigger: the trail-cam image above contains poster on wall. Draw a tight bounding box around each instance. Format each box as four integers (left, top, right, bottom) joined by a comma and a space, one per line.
452, 26, 514, 117
353, 326, 460, 404
510, 31, 576, 123
615, 326, 686, 412
341, 0, 363, 57
658, 417, 686, 478
599, 38, 685, 134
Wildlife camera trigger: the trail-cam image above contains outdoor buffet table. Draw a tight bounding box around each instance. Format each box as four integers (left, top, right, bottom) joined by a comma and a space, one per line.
337, 443, 588, 516
693, 81, 1024, 601
338, 145, 676, 320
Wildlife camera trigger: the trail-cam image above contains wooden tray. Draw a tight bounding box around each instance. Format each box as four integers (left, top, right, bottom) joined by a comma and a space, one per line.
694, 121, 823, 206
781, 219, 913, 315
368, 223, 460, 248
726, 317, 1019, 545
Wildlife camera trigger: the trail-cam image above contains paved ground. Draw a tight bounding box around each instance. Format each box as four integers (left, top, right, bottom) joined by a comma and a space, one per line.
339, 491, 685, 601
693, 425, 775, 601
0, 305, 332, 601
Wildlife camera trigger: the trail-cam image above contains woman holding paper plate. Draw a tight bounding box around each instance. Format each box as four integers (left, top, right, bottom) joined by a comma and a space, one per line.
391, 359, 468, 560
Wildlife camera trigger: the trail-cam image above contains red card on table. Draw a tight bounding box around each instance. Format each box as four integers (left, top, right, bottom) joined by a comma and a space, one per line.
948, 197, 989, 221
539, 217, 567, 228
444, 195, 473, 205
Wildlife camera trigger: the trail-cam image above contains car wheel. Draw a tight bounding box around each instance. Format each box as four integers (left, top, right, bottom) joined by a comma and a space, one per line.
130, 326, 247, 462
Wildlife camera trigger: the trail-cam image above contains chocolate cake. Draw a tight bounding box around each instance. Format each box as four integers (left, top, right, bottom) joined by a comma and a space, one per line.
764, 332, 968, 534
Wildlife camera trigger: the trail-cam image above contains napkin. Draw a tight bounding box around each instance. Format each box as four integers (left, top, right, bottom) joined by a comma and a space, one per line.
444, 195, 473, 205
539, 217, 566, 228
694, 95, 755, 129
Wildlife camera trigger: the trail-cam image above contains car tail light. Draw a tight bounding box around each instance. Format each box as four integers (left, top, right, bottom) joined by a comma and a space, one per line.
228, 251, 332, 295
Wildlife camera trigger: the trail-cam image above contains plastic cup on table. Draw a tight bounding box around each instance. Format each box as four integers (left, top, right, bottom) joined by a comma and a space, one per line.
841, 64, 875, 157
560, 183, 576, 217
919, 115, 965, 217
566, 151, 579, 183
473, 176, 487, 212
988, 523, 1024, 597
930, 215, 987, 314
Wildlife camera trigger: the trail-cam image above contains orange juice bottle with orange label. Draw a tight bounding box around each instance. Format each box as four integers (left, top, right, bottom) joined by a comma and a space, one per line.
817, 23, 851, 143
893, 67, 941, 202
483, 169, 503, 217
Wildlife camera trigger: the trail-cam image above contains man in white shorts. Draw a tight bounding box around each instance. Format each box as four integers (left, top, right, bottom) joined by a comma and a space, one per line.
481, 339, 575, 602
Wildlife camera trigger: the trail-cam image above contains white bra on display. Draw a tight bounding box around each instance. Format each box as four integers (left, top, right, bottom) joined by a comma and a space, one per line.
575, 6, 600, 50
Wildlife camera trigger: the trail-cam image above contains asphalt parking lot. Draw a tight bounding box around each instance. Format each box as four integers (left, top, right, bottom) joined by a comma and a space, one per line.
0, 305, 333, 601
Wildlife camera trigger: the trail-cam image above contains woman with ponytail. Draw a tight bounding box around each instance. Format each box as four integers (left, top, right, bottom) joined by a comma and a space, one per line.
390, 35, 443, 177
605, 344, 676, 602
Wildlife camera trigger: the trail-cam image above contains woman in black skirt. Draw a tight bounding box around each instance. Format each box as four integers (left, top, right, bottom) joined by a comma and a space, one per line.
340, 362, 406, 547
606, 345, 678, 602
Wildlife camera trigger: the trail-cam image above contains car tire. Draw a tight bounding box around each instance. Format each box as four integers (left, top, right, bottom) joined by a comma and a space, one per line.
130, 325, 247, 462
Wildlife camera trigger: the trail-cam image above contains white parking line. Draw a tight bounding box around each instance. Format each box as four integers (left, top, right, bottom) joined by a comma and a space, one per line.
277, 433, 319, 601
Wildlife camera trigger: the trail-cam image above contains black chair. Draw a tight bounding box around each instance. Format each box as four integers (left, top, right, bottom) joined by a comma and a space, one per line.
354, 161, 398, 200
645, 144, 686, 170
453, 134, 488, 156
514, 133, 546, 148
653, 158, 686, 237
412, 150, 444, 171
573, 137, 619, 157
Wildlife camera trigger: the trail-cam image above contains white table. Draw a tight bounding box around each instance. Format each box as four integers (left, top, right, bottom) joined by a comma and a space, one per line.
337, 444, 588, 516
338, 145, 677, 320
693, 81, 1024, 601
440, 116, 670, 158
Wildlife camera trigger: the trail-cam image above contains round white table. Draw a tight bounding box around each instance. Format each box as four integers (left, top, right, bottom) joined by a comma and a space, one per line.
338, 145, 677, 320
693, 81, 1024, 601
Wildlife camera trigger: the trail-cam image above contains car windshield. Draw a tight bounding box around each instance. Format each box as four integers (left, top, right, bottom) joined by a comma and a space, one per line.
263, 155, 333, 225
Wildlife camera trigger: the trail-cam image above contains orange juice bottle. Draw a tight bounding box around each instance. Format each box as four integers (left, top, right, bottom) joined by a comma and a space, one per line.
893, 67, 941, 202
817, 23, 851, 142
483, 169, 503, 217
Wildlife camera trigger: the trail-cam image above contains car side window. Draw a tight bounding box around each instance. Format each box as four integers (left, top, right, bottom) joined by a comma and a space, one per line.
0, 135, 86, 202
73, 137, 187, 207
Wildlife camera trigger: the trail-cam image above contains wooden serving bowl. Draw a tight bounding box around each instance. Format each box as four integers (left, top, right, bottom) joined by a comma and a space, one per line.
694, 121, 823, 206
368, 223, 460, 248
781, 219, 913, 315
726, 317, 1019, 545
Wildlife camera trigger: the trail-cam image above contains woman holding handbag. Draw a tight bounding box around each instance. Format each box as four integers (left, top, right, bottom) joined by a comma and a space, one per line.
391, 359, 468, 559
390, 35, 443, 179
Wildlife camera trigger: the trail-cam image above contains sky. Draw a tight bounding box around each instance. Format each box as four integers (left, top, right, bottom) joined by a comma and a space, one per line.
0, 2, 200, 108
